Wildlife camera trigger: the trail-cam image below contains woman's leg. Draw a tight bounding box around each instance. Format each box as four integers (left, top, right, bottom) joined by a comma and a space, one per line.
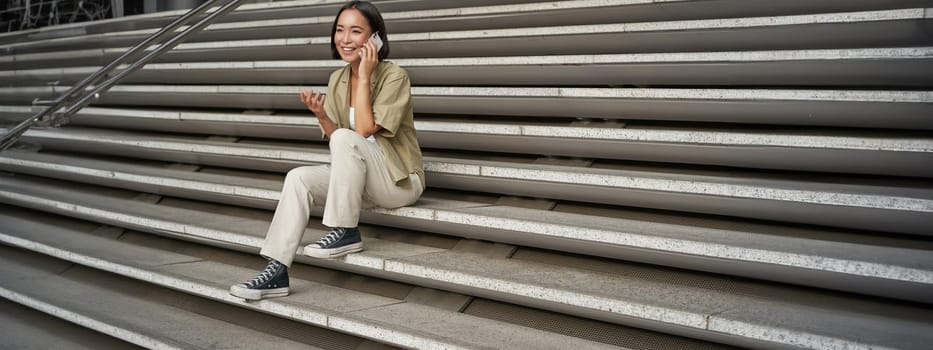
361, 148, 423, 210
321, 129, 423, 228
259, 165, 330, 267
306, 129, 423, 258
232, 165, 330, 300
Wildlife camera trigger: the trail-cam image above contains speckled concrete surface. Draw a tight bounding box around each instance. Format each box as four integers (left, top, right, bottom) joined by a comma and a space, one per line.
0, 216, 626, 350
0, 298, 145, 350
1, 143, 931, 285
11, 106, 929, 153
387, 250, 933, 349
331, 302, 627, 350
8, 129, 931, 213
5, 6, 928, 67
73, 84, 933, 103
3, 175, 933, 348
0, 250, 324, 350
11, 46, 933, 71
424, 161, 933, 211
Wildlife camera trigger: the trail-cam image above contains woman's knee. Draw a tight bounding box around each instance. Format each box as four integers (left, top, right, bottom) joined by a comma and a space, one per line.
284, 165, 328, 186
285, 166, 310, 180
329, 128, 359, 149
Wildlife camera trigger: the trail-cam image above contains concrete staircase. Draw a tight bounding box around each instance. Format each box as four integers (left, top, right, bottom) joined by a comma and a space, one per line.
1, 0, 932, 349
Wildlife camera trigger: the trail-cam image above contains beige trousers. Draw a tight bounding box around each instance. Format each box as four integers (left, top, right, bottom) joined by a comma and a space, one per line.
260, 129, 423, 266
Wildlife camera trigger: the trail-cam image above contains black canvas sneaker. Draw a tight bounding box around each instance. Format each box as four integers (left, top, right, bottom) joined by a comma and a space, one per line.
230, 259, 289, 300
304, 227, 363, 258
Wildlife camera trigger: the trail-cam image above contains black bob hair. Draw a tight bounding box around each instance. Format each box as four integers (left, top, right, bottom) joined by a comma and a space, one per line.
330, 1, 390, 61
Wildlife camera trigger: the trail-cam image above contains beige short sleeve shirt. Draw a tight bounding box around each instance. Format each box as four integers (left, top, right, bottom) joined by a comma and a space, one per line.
322, 61, 425, 189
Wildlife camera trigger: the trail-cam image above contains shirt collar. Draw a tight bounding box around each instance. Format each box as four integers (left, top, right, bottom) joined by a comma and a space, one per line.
338, 62, 384, 89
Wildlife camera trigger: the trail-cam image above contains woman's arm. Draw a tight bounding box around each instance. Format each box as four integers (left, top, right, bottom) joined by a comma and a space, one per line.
317, 109, 338, 139
300, 89, 337, 139
352, 40, 383, 138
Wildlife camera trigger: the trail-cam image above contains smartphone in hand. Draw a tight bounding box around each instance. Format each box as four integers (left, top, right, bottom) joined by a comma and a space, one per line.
369, 32, 384, 52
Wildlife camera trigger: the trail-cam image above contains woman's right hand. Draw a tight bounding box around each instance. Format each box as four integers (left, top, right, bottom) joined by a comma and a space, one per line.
299, 89, 326, 116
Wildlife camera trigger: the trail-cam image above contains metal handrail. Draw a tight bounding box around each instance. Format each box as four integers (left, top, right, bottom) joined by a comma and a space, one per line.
0, 0, 245, 151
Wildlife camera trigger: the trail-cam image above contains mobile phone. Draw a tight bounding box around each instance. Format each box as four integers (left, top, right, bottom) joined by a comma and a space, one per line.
369, 32, 384, 52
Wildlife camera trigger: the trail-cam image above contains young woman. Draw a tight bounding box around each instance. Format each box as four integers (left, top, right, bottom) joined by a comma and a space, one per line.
231, 1, 423, 300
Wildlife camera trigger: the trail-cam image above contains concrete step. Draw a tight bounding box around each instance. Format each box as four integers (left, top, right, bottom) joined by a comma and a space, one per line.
5, 1, 581, 55
5, 0, 930, 55
0, 298, 145, 350
5, 47, 932, 87
2, 161, 931, 304
0, 207, 632, 350
0, 0, 545, 46
3, 84, 930, 129
2, 1, 927, 348
0, 248, 343, 350
3, 105, 932, 177
4, 8, 931, 69
0, 201, 744, 350
2, 185, 932, 350
2, 131, 931, 234
0, 0, 341, 46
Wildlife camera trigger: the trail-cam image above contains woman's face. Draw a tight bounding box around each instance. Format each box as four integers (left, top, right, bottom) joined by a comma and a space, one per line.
334, 9, 373, 64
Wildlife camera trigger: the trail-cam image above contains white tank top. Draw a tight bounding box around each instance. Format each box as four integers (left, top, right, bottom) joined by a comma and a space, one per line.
349, 107, 377, 144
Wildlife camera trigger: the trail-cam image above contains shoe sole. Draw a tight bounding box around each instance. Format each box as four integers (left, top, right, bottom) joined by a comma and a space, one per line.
303, 242, 363, 259
229, 285, 289, 301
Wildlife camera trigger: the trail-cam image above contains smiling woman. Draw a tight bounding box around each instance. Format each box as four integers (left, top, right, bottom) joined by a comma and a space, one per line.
330, 2, 390, 62
229, 1, 424, 301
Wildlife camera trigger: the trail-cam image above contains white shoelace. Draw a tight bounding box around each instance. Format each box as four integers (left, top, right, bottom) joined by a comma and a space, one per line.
244, 261, 280, 288
314, 228, 345, 247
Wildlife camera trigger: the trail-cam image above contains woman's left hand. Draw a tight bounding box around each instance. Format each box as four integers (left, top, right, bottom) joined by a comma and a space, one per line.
358, 39, 378, 79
